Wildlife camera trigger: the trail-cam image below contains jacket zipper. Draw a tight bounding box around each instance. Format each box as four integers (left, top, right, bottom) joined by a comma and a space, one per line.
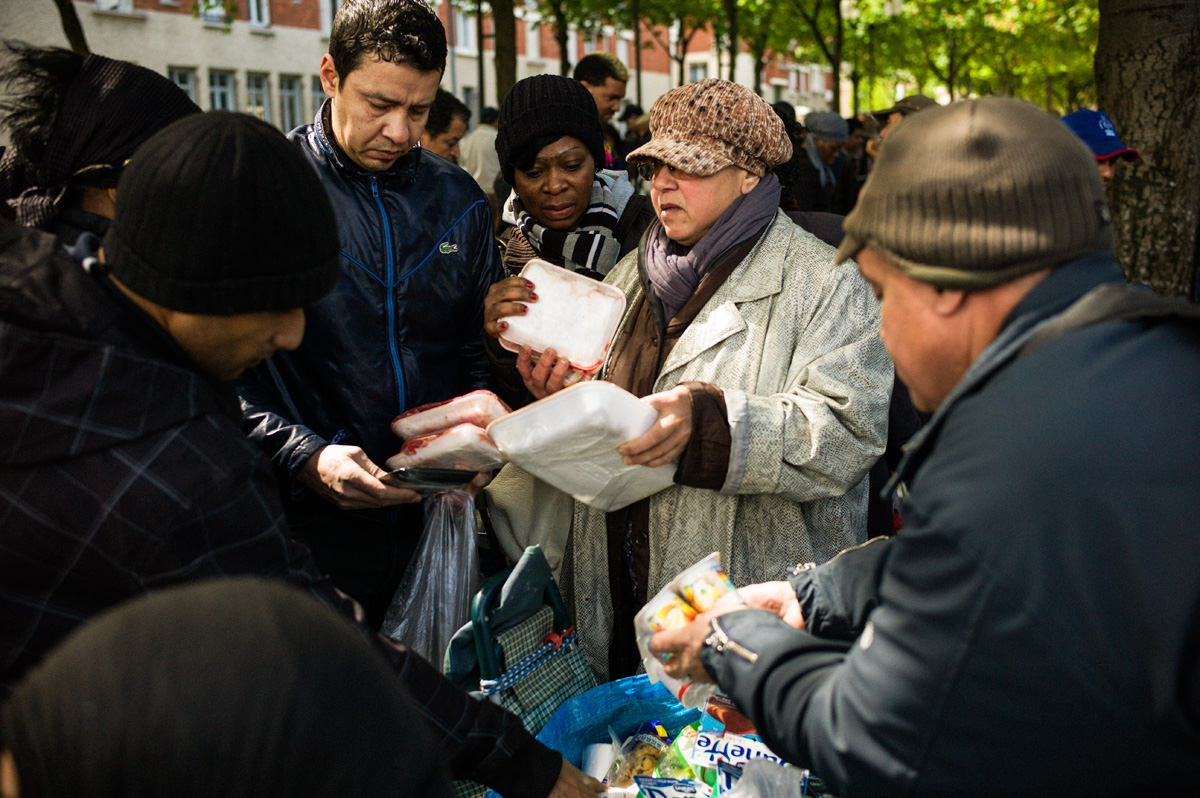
371, 176, 406, 413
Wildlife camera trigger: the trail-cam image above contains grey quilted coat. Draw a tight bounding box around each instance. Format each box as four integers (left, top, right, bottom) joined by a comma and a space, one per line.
567, 212, 893, 679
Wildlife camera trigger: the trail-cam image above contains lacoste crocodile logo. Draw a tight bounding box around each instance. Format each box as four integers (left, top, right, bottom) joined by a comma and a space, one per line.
439, 242, 458, 254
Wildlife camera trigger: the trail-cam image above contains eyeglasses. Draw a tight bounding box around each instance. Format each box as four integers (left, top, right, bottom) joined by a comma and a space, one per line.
636, 159, 694, 181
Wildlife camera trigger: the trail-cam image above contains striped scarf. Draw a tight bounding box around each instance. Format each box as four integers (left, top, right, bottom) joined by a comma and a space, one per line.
503, 172, 627, 277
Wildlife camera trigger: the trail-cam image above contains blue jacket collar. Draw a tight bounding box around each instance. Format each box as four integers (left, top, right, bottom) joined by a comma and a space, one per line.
312, 99, 420, 181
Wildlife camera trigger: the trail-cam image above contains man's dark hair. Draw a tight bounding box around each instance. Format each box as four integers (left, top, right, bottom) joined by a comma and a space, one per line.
572, 53, 627, 87
0, 41, 84, 166
425, 88, 470, 136
328, 0, 447, 83
846, 116, 863, 134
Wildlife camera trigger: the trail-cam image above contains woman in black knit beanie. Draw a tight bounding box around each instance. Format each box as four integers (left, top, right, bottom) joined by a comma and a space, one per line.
482, 73, 655, 407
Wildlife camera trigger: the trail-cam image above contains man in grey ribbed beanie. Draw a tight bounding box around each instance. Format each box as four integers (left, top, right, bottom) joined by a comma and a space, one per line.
647, 94, 1200, 796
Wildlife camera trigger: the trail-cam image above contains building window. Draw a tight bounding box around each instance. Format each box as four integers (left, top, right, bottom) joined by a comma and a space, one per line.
95, 0, 134, 12
799, 70, 810, 94
525, 20, 540, 60
280, 75, 303, 131
773, 84, 784, 103
246, 73, 270, 122
312, 75, 325, 119
688, 62, 708, 84
247, 0, 268, 26
454, 10, 477, 52
617, 36, 628, 65
319, 0, 340, 35
209, 70, 235, 111
168, 67, 196, 102
566, 28, 578, 65
461, 86, 476, 120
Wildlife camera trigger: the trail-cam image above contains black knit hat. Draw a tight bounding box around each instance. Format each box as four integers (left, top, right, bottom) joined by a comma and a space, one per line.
103, 112, 339, 315
495, 74, 605, 184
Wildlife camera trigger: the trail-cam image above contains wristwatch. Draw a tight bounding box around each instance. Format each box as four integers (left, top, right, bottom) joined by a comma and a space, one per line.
703, 617, 759, 663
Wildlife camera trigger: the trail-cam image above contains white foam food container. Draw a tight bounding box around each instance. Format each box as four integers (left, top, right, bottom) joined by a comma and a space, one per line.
497, 258, 627, 374
384, 423, 506, 471
485, 381, 677, 512
390, 390, 512, 440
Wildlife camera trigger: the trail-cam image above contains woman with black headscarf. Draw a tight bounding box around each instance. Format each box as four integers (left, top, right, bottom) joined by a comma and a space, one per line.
0, 43, 199, 244
0, 578, 452, 798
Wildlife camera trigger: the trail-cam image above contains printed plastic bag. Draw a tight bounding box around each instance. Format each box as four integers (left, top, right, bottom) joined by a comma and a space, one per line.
381, 489, 480, 666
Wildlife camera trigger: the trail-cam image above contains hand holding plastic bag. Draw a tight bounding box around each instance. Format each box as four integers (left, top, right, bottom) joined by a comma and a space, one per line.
381, 489, 480, 666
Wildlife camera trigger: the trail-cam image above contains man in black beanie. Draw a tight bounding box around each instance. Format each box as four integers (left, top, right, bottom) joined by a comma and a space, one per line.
237, 0, 505, 629
0, 111, 596, 798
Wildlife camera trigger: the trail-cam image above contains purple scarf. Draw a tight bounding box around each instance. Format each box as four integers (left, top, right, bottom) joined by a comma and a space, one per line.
644, 173, 781, 322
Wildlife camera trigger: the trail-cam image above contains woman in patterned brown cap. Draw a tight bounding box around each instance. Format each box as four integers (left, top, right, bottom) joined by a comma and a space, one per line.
553, 79, 894, 680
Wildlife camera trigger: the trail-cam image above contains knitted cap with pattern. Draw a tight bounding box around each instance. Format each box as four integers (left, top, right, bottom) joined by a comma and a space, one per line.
627, 79, 792, 177
835, 97, 1113, 289
104, 112, 339, 315
495, 75, 605, 184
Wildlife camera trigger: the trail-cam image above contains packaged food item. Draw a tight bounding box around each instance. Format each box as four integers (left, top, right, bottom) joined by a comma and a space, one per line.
639, 592, 699, 634
390, 390, 511, 440
486, 382, 676, 512
690, 732, 786, 772
497, 258, 627, 373
607, 721, 672, 788
654, 724, 699, 780
384, 423, 505, 471
699, 694, 757, 737
632, 776, 712, 797
669, 553, 741, 613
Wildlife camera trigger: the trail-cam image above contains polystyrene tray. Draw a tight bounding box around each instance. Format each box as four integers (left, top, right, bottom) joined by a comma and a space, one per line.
385, 423, 506, 471
497, 259, 627, 374
391, 390, 511, 440
485, 381, 676, 512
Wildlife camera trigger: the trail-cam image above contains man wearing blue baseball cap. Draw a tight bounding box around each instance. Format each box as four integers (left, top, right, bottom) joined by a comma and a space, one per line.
1061, 108, 1139, 190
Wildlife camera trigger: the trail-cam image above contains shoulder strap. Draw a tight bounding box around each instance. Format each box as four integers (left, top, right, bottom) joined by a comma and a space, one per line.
614, 193, 652, 258
1020, 283, 1200, 359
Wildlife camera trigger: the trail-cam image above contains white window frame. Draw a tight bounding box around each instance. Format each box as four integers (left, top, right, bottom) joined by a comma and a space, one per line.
616, 36, 628, 65
688, 62, 708, 84
280, 75, 303, 132
566, 26, 578, 65
94, 0, 134, 13
168, 67, 196, 102
246, 73, 271, 122
525, 20, 540, 60
247, 0, 269, 26
454, 9, 478, 54
312, 75, 326, 119
209, 70, 236, 111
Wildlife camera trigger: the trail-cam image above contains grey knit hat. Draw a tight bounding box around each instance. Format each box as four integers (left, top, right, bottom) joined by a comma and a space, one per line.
804, 111, 848, 143
835, 97, 1113, 289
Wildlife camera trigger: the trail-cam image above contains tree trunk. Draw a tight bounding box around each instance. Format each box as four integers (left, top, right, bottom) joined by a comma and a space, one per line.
1096, 0, 1200, 297
52, 0, 90, 55
492, 0, 517, 105
724, 0, 738, 82
549, 0, 570, 76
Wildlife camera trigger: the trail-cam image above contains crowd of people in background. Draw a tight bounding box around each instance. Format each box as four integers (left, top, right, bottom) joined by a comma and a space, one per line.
1, 0, 1198, 794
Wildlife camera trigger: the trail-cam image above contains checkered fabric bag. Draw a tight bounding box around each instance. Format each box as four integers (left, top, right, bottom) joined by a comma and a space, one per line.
448, 546, 596, 798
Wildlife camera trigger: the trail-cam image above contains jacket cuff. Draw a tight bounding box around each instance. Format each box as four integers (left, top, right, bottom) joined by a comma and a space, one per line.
675, 382, 731, 490
474, 733, 563, 798
283, 432, 328, 480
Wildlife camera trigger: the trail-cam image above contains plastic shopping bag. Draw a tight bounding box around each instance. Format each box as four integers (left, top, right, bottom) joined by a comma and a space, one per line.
381, 489, 480, 666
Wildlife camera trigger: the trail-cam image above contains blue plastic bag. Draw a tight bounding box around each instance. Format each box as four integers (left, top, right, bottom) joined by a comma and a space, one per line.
535, 674, 702, 769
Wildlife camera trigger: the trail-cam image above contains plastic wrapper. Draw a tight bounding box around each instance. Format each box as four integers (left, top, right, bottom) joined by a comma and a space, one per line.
607, 721, 671, 788
390, 390, 511, 440
655, 724, 699, 779
380, 490, 480, 665
720, 760, 810, 798
669, 554, 739, 613
633, 776, 712, 797
497, 258, 627, 373
385, 423, 506, 471
486, 381, 676, 512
